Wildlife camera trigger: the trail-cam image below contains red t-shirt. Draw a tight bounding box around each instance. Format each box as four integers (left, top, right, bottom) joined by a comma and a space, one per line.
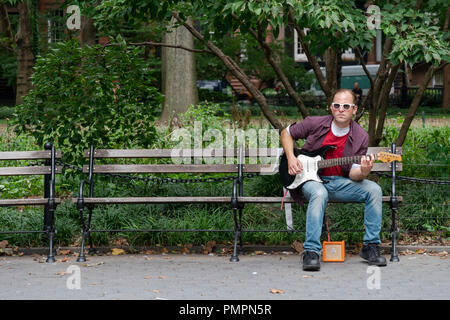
320, 129, 348, 176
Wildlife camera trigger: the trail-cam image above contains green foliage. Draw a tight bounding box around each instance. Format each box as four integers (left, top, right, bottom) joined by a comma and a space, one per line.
198, 88, 231, 103
381, 125, 450, 178
380, 1, 450, 67
181, 102, 231, 132
12, 39, 163, 166
0, 106, 15, 119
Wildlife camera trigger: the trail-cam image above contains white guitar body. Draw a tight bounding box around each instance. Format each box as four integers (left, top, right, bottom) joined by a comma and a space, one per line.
286, 154, 323, 190
280, 146, 401, 191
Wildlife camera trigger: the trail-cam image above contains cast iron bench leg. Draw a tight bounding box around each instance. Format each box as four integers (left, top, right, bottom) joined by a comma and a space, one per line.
77, 204, 87, 262
45, 225, 56, 263
230, 207, 240, 262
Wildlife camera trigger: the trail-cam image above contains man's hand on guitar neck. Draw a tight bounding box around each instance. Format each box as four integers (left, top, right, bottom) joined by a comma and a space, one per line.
350, 154, 375, 181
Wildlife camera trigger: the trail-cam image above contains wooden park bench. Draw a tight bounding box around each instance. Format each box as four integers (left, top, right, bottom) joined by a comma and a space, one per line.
73, 144, 402, 263
0, 143, 62, 262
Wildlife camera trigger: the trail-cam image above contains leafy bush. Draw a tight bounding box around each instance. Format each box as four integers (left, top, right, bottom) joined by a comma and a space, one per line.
12, 38, 163, 166
198, 88, 231, 103
380, 125, 450, 178
0, 106, 15, 119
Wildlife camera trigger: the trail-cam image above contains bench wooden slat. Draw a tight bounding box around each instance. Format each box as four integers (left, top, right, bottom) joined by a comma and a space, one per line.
0, 150, 62, 160
86, 147, 402, 159
83, 162, 401, 174
73, 196, 402, 205
367, 147, 403, 155
74, 197, 231, 204
85, 148, 283, 158
0, 198, 62, 206
83, 164, 281, 174
84, 164, 240, 174
0, 166, 63, 176
237, 196, 402, 203
87, 148, 403, 158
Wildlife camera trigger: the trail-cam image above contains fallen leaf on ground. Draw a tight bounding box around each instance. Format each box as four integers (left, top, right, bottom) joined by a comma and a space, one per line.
0, 240, 9, 248
82, 261, 104, 267
269, 288, 285, 294
114, 238, 129, 246
438, 251, 448, 257
203, 241, 216, 254
144, 276, 152, 279
59, 249, 71, 255
158, 275, 166, 280
153, 289, 160, 293
181, 246, 191, 254
161, 248, 168, 254
400, 249, 414, 255
56, 271, 68, 276
291, 240, 303, 253
302, 275, 312, 279
415, 249, 427, 254
57, 256, 71, 263
254, 251, 265, 255
111, 248, 125, 256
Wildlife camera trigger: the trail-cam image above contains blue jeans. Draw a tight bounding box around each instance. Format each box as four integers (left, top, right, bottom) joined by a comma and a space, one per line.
301, 176, 383, 255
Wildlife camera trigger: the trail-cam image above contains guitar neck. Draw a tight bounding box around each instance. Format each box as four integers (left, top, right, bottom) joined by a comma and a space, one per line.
318, 154, 377, 169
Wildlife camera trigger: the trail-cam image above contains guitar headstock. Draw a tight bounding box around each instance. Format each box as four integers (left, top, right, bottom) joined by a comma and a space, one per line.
377, 152, 402, 163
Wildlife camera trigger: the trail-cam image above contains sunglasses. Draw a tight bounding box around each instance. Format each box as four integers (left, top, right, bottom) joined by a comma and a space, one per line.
331, 103, 355, 110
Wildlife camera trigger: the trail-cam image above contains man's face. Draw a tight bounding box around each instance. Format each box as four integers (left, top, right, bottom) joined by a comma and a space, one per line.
330, 92, 357, 127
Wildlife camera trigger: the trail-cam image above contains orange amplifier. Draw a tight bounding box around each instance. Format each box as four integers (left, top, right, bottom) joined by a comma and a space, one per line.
322, 240, 345, 262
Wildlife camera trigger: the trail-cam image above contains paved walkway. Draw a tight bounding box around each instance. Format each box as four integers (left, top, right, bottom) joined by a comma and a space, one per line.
0, 250, 448, 300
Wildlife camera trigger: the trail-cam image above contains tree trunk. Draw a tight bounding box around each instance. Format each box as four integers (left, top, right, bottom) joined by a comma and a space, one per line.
161, 17, 198, 124
367, 38, 393, 145
288, 11, 331, 100
15, 2, 35, 105
442, 7, 450, 108
251, 24, 309, 119
173, 12, 283, 131
373, 64, 400, 145
0, 3, 14, 49
443, 64, 450, 108
81, 16, 96, 46
324, 47, 339, 106
395, 65, 434, 146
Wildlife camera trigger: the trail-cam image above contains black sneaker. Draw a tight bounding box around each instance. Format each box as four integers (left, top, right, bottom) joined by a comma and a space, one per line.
302, 251, 320, 271
359, 243, 387, 266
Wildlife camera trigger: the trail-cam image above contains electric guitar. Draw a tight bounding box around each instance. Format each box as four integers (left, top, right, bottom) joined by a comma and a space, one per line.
279, 145, 402, 190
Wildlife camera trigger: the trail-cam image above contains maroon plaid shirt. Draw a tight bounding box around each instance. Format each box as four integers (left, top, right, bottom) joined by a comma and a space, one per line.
286, 115, 369, 205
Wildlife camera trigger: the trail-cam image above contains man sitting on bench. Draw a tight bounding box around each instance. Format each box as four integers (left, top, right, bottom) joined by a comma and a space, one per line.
280, 89, 386, 271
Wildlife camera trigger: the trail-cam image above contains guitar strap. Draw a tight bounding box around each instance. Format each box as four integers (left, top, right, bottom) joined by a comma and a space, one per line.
281, 187, 294, 231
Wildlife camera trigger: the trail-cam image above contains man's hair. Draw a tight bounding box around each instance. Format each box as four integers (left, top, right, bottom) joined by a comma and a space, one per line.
332, 89, 357, 104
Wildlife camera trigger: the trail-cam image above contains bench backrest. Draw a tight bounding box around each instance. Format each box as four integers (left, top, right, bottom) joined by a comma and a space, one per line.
0, 150, 62, 176
82, 146, 402, 174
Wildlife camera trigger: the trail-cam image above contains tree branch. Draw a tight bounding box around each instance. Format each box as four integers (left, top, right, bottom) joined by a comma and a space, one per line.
102, 41, 214, 54
288, 9, 331, 99
172, 11, 283, 131
395, 64, 435, 146
355, 46, 375, 89
246, 19, 309, 118
0, 3, 14, 51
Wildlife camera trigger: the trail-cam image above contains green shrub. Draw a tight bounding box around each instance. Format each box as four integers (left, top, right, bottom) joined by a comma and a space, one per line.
12, 38, 163, 167
380, 125, 450, 178
198, 88, 231, 103
0, 106, 15, 119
